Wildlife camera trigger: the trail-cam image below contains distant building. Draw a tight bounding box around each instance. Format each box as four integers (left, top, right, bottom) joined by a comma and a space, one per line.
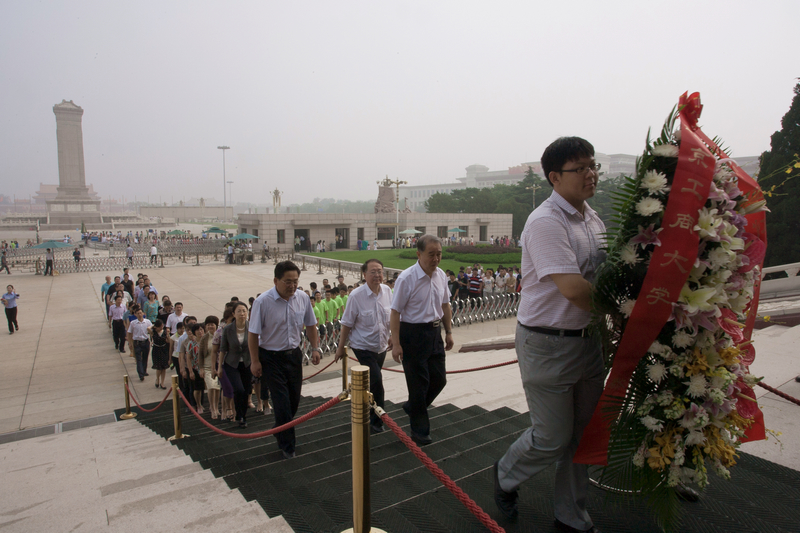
400, 153, 757, 212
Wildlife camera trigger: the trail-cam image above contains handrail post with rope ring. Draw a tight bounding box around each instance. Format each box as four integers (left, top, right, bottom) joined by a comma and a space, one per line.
342, 348, 349, 394
119, 375, 137, 420
168, 375, 189, 441
341, 365, 385, 533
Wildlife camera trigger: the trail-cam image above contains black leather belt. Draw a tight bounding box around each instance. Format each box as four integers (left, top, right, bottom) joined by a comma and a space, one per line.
264, 347, 299, 356
519, 323, 589, 337
403, 320, 441, 328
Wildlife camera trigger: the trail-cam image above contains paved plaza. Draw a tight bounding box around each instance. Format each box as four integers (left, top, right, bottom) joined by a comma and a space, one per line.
0, 239, 799, 531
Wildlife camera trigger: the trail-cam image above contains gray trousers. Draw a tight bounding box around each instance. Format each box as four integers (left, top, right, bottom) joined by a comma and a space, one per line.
498, 324, 604, 531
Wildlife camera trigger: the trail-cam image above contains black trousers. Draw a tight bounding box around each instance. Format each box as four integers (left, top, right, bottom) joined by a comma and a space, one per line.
172, 355, 194, 408
399, 322, 447, 437
259, 347, 303, 454
112, 319, 126, 352
44, 260, 53, 276
224, 362, 252, 422
133, 340, 150, 378
352, 348, 386, 427
5, 307, 18, 333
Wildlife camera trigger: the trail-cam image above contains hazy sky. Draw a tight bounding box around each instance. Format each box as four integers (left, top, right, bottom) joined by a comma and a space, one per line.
1, 1, 798, 206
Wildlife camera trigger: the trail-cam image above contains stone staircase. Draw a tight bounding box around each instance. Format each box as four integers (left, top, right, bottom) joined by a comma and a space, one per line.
125, 394, 800, 533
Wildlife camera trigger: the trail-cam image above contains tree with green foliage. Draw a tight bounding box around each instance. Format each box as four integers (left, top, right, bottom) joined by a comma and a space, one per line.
759, 81, 800, 267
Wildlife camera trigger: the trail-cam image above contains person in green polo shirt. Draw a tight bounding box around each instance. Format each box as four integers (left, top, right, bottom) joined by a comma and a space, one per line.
323, 289, 338, 323
333, 287, 346, 320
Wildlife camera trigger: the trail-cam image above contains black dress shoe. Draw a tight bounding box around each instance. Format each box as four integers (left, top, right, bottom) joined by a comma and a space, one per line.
493, 461, 518, 520
411, 431, 432, 446
675, 483, 701, 502
282, 450, 296, 460
370, 423, 385, 435
554, 519, 600, 533
238, 419, 247, 429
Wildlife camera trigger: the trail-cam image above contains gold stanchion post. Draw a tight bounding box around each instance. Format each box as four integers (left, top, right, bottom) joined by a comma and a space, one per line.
341, 365, 385, 533
119, 374, 137, 420
342, 348, 349, 393
168, 375, 189, 441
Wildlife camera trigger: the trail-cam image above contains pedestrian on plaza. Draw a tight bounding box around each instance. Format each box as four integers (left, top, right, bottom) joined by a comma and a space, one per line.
212, 307, 236, 421
483, 268, 496, 295
143, 290, 159, 323
220, 302, 253, 427
126, 244, 134, 265
108, 294, 127, 353
73, 247, 81, 270
199, 315, 221, 419
127, 307, 153, 381
157, 300, 172, 326
169, 321, 185, 385
492, 137, 605, 533
390, 235, 454, 446
2, 251, 11, 275
100, 276, 113, 316
249, 261, 321, 459
184, 323, 206, 414
150, 319, 170, 389
44, 248, 54, 276
335, 259, 392, 434
227, 242, 234, 264
2, 284, 20, 334
150, 244, 158, 264
177, 316, 199, 408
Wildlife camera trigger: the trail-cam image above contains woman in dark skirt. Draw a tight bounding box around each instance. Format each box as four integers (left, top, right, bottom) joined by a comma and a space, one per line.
151, 319, 170, 389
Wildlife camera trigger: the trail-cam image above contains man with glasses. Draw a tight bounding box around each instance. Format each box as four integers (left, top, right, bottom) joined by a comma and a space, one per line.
249, 261, 321, 459
334, 259, 393, 434
493, 137, 605, 533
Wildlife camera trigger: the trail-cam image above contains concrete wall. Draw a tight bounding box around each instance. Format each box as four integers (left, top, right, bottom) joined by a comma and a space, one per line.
236, 212, 513, 253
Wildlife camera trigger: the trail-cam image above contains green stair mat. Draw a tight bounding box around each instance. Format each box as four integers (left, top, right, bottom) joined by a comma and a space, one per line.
126, 395, 800, 533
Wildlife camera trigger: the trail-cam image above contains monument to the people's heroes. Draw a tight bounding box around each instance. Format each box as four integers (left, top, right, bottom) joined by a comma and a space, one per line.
46, 100, 102, 226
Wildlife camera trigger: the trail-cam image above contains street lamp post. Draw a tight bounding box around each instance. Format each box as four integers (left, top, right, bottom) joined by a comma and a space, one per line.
217, 146, 230, 221
526, 184, 542, 210
227, 181, 233, 220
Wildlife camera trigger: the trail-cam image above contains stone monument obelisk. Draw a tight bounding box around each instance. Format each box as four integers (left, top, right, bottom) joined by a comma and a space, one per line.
46, 100, 102, 226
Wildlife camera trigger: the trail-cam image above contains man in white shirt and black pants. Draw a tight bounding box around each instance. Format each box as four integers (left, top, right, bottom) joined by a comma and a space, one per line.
390, 235, 454, 446
127, 307, 153, 381
249, 261, 321, 459
335, 258, 393, 434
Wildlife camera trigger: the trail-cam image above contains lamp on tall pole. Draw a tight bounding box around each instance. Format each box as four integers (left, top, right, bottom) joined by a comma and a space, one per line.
526, 184, 542, 209
217, 146, 230, 221
227, 181, 234, 220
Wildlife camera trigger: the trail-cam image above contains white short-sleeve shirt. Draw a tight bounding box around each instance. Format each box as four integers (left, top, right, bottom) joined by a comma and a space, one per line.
249, 287, 317, 351
517, 190, 606, 330
390, 262, 449, 323
340, 283, 393, 353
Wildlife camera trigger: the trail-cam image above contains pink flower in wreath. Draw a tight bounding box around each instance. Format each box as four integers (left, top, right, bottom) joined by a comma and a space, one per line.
629, 224, 664, 249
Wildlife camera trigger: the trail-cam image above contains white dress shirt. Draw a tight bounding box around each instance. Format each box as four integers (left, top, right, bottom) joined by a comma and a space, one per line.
166, 312, 185, 333
340, 283, 393, 352
517, 190, 606, 330
391, 262, 449, 323
249, 287, 317, 351
127, 318, 152, 340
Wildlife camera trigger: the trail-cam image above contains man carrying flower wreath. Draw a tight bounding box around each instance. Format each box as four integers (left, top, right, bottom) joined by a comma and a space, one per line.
493, 136, 605, 533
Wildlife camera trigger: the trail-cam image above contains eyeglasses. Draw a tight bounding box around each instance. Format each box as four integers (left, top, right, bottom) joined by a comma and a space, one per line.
279, 279, 299, 286
560, 163, 601, 176
366, 270, 383, 276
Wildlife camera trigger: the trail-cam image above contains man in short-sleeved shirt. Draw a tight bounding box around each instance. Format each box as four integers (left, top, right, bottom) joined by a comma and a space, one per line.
249, 261, 321, 458
390, 235, 453, 446
493, 137, 605, 531
166, 303, 186, 334
335, 258, 392, 433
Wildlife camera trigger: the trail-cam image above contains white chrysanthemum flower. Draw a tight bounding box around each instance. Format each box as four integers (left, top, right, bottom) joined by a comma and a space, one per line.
648, 340, 667, 355
619, 298, 636, 318
640, 170, 669, 195
647, 362, 668, 383
672, 331, 694, 348
635, 197, 664, 217
685, 374, 708, 398
641, 416, 664, 432
620, 244, 640, 265
685, 430, 706, 446
652, 144, 680, 157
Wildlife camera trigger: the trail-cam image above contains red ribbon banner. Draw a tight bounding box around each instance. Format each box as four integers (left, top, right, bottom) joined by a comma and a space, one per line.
574, 96, 719, 465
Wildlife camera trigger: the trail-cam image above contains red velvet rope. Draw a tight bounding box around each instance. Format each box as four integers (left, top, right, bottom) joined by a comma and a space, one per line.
349, 355, 519, 374
380, 412, 505, 533
756, 381, 800, 407
176, 387, 342, 439
125, 383, 173, 413
302, 357, 338, 380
